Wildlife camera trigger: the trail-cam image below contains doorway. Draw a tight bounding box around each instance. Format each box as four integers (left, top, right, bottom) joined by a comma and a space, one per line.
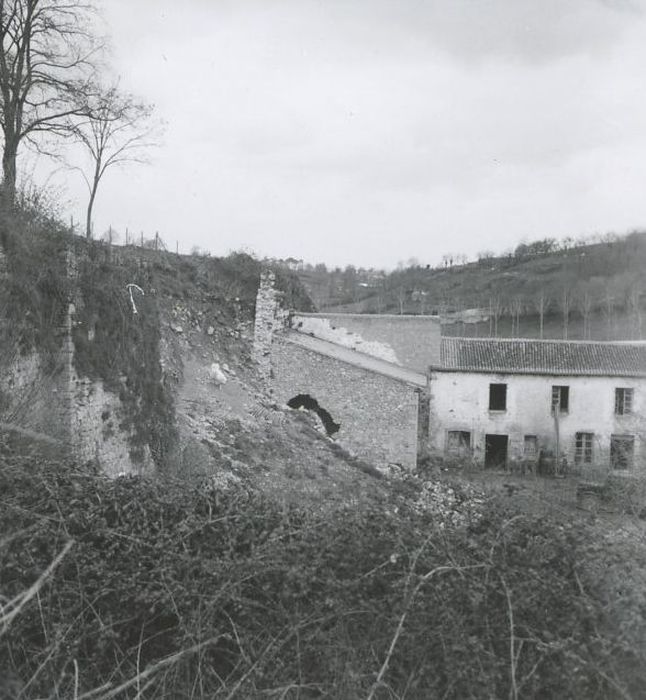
485, 434, 508, 469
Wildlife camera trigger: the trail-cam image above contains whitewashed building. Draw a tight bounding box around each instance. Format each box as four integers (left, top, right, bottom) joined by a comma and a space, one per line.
429, 338, 646, 472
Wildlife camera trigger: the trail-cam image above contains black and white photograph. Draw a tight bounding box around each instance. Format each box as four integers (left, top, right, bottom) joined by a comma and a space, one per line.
1, 1, 646, 698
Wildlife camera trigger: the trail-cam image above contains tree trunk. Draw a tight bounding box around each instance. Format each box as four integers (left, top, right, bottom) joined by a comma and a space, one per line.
86, 161, 102, 238
86, 186, 98, 239
1, 138, 18, 208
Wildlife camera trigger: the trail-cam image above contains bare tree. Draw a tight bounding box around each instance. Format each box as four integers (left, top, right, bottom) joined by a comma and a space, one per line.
489, 296, 503, 337
574, 282, 594, 340
0, 0, 102, 205
558, 286, 572, 340
71, 84, 157, 237
602, 287, 615, 340
509, 295, 523, 337
532, 289, 550, 339
397, 285, 405, 315
628, 282, 643, 339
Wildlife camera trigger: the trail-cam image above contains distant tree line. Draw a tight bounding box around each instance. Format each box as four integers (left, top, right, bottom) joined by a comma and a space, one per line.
290, 231, 646, 340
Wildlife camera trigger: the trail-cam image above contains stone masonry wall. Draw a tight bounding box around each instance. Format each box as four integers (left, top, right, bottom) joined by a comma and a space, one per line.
271, 337, 420, 469
67, 373, 152, 476
0, 243, 151, 475
253, 270, 289, 383
64, 247, 147, 475
291, 312, 441, 373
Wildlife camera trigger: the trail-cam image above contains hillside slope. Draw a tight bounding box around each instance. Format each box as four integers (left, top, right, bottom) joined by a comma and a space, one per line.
297, 233, 646, 341
100, 247, 383, 502
0, 208, 380, 502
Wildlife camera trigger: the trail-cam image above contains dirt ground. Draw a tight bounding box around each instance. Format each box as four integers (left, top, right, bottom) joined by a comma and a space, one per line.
445, 467, 646, 534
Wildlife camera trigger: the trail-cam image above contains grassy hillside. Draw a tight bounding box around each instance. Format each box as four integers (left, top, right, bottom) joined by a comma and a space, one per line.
296, 232, 646, 341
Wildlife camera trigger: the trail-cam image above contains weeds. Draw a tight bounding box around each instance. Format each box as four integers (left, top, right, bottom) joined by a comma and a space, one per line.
1, 448, 645, 699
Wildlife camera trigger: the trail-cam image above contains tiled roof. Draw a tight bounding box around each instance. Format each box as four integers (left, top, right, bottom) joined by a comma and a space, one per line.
439, 338, 646, 377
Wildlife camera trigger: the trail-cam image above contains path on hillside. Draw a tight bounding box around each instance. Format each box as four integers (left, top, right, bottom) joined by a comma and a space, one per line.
285, 331, 427, 387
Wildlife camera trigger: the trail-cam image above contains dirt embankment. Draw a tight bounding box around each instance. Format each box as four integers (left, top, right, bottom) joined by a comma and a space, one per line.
158, 293, 383, 505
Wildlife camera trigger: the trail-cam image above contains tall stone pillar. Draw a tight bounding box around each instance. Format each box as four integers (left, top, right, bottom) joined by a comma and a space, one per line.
253, 270, 288, 384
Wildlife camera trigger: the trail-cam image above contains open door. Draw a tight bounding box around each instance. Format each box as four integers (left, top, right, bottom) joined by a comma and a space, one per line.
485, 434, 508, 470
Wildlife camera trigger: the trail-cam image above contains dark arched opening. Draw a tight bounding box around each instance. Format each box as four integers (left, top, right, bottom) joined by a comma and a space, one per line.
287, 394, 340, 437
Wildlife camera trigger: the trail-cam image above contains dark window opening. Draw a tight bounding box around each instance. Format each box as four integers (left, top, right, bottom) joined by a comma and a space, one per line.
447, 430, 471, 456
287, 394, 340, 437
575, 432, 594, 465
551, 385, 569, 413
485, 434, 508, 469
610, 434, 635, 470
489, 383, 507, 411
615, 388, 634, 416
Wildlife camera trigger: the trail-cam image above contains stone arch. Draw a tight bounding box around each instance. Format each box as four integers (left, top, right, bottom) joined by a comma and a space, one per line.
287, 394, 340, 437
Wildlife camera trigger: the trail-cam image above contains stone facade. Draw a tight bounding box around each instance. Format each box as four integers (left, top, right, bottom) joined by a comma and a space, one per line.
66, 372, 152, 476
272, 336, 422, 469
254, 272, 432, 470
430, 370, 646, 471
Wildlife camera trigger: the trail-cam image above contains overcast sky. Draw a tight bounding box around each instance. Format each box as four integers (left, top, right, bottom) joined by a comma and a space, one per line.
42, 0, 646, 268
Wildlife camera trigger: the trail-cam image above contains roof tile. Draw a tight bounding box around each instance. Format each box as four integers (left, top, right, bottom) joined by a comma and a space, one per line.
439, 338, 646, 377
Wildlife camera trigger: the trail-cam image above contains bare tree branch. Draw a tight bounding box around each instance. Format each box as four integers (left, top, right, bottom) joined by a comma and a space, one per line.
0, 0, 104, 205
69, 82, 161, 237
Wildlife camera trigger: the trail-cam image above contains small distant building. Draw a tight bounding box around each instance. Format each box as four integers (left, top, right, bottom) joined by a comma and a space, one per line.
430, 338, 646, 471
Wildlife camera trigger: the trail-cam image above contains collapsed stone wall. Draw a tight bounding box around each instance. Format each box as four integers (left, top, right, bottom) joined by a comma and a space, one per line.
291, 316, 399, 364
291, 312, 441, 373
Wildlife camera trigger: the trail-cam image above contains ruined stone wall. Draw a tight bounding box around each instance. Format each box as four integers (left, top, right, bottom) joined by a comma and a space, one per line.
0, 242, 154, 474
66, 373, 151, 476
271, 336, 420, 469
64, 246, 147, 474
253, 270, 289, 383
0, 351, 69, 446
0, 246, 71, 449
291, 312, 441, 373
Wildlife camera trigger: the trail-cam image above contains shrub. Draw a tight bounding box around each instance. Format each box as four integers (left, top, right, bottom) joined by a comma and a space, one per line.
1, 449, 645, 699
